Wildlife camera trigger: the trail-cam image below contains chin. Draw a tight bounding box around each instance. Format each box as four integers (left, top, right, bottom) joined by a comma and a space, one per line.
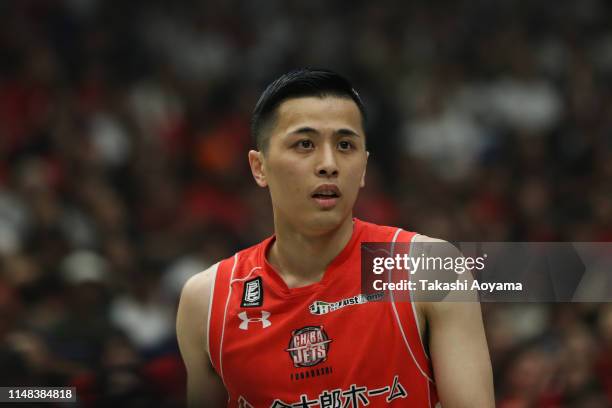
304, 210, 350, 235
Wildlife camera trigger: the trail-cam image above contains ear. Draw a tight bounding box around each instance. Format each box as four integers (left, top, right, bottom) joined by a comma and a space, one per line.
248, 150, 268, 187
360, 151, 369, 188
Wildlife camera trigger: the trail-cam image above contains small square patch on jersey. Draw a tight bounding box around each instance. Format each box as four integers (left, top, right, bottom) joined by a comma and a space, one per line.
241, 276, 263, 307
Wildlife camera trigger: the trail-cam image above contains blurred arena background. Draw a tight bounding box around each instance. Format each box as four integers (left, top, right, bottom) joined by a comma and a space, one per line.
1, 0, 611, 406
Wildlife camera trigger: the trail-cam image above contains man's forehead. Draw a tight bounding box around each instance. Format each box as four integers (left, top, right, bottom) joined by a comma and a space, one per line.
274, 96, 364, 134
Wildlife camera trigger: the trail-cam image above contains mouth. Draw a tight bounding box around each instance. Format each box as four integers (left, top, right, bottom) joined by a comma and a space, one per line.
311, 185, 341, 209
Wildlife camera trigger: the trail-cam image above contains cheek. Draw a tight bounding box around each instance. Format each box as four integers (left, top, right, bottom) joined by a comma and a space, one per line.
345, 164, 367, 192
267, 161, 306, 197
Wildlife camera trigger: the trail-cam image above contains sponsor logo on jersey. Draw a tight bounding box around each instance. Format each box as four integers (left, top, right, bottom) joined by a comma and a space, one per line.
272, 374, 409, 406
241, 277, 263, 307
308, 292, 384, 315
238, 310, 271, 330
286, 326, 332, 367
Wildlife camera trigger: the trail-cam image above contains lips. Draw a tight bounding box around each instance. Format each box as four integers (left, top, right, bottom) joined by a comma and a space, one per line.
311, 184, 341, 209
311, 184, 341, 199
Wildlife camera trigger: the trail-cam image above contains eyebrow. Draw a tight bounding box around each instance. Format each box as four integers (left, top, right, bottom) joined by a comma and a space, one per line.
288, 127, 361, 137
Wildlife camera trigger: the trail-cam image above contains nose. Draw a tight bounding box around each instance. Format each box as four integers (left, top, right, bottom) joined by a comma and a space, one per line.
315, 143, 339, 177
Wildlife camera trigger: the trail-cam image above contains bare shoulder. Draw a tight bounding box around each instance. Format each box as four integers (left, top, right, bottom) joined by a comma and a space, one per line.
177, 263, 228, 405
409, 234, 447, 324
177, 263, 219, 353
181, 264, 218, 305
412, 234, 445, 243
409, 234, 475, 314
411, 233, 457, 252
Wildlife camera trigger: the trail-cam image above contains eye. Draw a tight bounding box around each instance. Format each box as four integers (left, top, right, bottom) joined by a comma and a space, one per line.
295, 139, 314, 150
338, 140, 354, 151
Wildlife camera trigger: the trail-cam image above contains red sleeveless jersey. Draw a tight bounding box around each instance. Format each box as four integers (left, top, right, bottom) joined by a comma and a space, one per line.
208, 219, 439, 407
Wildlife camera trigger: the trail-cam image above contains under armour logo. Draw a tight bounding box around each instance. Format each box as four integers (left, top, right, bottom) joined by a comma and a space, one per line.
238, 311, 272, 330
237, 396, 254, 408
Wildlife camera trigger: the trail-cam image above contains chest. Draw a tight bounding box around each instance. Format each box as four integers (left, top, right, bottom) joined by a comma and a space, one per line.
218, 279, 427, 407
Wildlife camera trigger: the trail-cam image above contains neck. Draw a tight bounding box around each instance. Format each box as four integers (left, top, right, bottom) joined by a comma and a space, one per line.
268, 215, 355, 288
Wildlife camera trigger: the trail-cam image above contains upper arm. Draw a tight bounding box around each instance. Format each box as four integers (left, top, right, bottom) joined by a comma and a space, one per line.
176, 265, 227, 407
425, 301, 494, 407
414, 236, 495, 408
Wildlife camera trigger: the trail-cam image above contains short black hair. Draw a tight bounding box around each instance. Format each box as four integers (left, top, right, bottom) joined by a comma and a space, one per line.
251, 68, 367, 152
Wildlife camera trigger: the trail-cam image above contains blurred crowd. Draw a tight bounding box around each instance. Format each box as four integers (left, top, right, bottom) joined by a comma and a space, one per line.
0, 0, 611, 406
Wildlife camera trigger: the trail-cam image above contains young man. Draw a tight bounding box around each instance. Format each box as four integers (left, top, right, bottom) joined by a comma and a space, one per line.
176, 69, 494, 407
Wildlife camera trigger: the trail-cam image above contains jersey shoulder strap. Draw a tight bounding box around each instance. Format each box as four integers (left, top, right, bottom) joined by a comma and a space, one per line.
207, 240, 267, 379
393, 229, 435, 382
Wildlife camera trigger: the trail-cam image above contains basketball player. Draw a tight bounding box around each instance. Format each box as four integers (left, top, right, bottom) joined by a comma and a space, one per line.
176, 69, 494, 407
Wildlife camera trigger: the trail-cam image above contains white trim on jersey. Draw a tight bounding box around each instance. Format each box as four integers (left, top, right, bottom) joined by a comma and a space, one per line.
219, 253, 239, 385
389, 228, 435, 384
409, 233, 431, 361
206, 262, 220, 363
230, 266, 262, 283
